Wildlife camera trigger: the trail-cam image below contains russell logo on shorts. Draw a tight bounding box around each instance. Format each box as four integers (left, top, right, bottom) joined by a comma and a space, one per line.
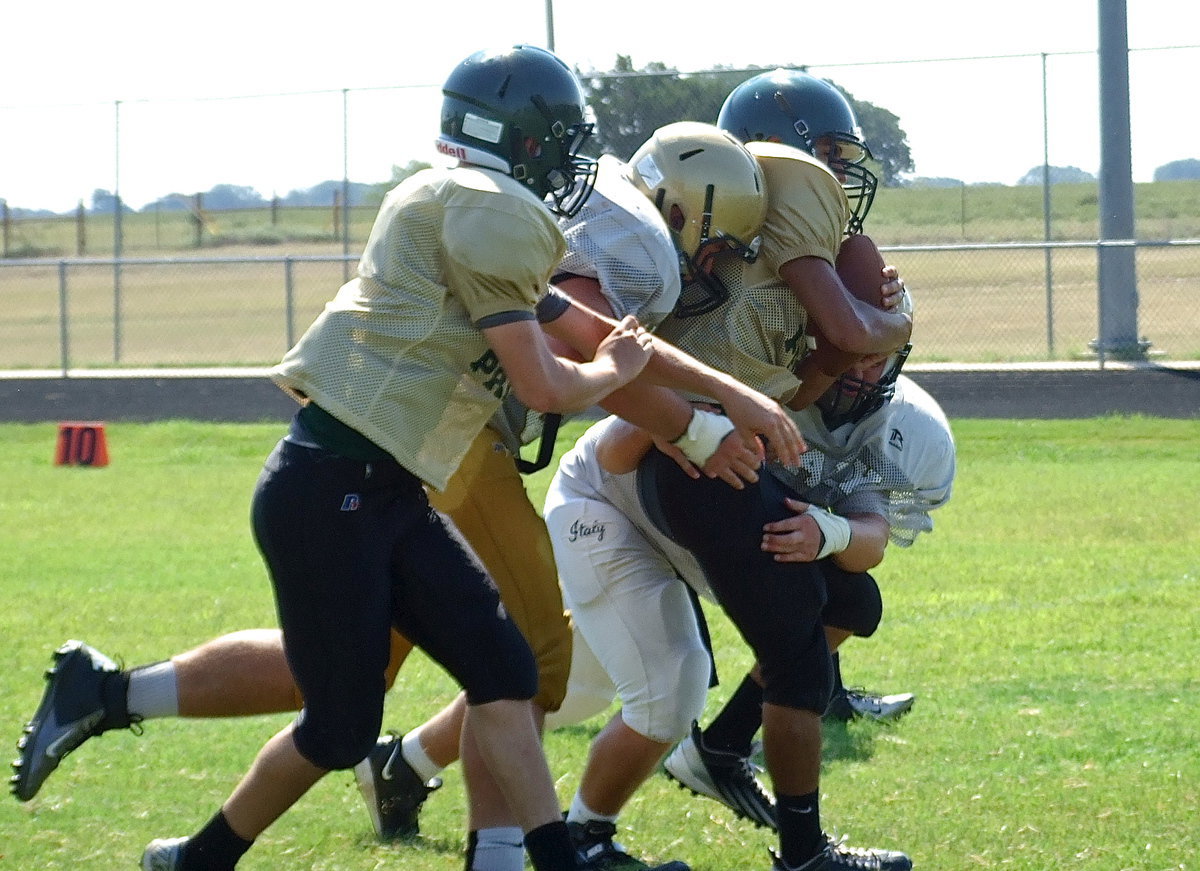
340, 493, 362, 511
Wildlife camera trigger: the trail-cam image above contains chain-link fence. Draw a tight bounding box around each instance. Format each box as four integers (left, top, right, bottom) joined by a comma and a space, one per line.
3, 49, 1199, 367
4, 239, 1196, 371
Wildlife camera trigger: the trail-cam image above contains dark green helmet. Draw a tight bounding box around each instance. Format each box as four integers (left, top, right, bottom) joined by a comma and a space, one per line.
438, 45, 598, 217
718, 69, 877, 234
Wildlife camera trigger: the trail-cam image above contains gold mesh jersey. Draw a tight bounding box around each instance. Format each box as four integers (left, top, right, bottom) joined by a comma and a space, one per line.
271, 166, 566, 492
653, 141, 849, 404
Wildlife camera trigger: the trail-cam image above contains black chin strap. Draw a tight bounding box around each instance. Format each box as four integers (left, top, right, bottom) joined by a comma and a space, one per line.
515, 413, 562, 475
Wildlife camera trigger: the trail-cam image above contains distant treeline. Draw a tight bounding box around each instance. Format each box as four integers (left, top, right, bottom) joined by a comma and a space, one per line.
5, 177, 1200, 259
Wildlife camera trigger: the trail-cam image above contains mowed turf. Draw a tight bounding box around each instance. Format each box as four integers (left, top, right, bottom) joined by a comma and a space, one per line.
1, 417, 1197, 870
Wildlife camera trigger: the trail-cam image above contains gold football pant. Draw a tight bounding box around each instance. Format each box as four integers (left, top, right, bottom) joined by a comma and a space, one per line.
381, 425, 572, 712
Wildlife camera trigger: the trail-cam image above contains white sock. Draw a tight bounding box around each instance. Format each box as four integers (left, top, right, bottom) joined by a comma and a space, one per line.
401, 728, 443, 783
471, 826, 525, 871
125, 661, 179, 720
566, 792, 618, 825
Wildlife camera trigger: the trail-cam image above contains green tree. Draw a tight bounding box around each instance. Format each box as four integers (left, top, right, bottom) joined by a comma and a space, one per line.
838, 88, 913, 186
89, 188, 132, 214
579, 58, 912, 186
580, 56, 746, 160
202, 184, 267, 210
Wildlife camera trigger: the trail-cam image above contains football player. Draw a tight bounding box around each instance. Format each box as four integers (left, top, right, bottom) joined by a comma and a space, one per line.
641, 70, 918, 871
543, 289, 953, 838
722, 67, 905, 413
129, 42, 652, 871
537, 71, 915, 871
716, 67, 921, 721
658, 290, 955, 833
358, 120, 776, 871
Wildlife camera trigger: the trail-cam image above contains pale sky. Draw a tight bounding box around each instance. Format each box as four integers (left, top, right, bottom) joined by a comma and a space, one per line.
3, 0, 1198, 211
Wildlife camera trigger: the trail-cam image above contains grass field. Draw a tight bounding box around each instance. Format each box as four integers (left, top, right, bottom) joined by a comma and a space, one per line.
1, 416, 1197, 869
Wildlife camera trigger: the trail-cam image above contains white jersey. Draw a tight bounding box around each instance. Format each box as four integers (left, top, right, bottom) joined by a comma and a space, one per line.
774, 374, 956, 546
548, 374, 955, 601
492, 154, 681, 451
556, 154, 681, 331
547, 415, 716, 600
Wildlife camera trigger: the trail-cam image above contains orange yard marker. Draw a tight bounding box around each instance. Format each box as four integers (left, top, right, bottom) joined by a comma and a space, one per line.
54, 421, 109, 467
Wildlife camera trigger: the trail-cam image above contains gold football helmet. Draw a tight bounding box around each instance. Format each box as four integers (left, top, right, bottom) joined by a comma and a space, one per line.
626, 121, 768, 316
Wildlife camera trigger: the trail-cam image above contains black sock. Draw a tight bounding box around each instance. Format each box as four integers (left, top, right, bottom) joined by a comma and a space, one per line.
524, 820, 574, 871
99, 670, 132, 732
776, 791, 824, 868
702, 673, 763, 755
465, 830, 479, 871
181, 810, 254, 871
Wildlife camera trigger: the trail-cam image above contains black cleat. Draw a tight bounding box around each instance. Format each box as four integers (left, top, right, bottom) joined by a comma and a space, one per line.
353, 732, 442, 840
568, 818, 691, 871
772, 836, 913, 871
10, 639, 131, 801
663, 720, 776, 829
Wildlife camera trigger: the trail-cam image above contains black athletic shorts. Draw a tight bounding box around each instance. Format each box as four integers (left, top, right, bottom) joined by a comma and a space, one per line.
250, 429, 538, 770
638, 450, 833, 714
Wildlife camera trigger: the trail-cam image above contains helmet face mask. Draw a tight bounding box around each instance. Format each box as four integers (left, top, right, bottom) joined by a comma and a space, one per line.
675, 220, 762, 318
816, 343, 910, 429
816, 285, 914, 429
439, 45, 598, 217
626, 122, 768, 317
719, 69, 878, 234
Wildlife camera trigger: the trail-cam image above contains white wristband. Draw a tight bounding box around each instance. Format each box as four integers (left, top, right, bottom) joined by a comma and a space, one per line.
671, 409, 736, 466
806, 506, 852, 559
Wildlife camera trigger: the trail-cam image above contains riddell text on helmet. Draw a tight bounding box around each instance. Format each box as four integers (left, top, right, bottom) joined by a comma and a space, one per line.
436, 141, 468, 160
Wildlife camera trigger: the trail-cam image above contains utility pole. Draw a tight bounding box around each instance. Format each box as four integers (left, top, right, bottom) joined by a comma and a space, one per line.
1093, 0, 1147, 361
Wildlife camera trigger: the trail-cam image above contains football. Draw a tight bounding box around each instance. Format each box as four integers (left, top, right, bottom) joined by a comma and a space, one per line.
834, 232, 889, 307
801, 234, 889, 378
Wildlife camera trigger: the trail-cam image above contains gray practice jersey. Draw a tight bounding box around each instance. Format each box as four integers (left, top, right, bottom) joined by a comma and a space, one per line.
772, 374, 956, 546
548, 374, 956, 602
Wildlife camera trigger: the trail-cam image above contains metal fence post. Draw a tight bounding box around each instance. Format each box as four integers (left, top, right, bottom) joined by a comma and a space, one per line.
75, 201, 86, 256
1041, 53, 1055, 358
284, 256, 296, 350
58, 260, 70, 375
113, 100, 124, 364
341, 88, 351, 283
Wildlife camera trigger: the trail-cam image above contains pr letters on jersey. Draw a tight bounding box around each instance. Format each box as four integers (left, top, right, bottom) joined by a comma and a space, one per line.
469, 349, 512, 400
